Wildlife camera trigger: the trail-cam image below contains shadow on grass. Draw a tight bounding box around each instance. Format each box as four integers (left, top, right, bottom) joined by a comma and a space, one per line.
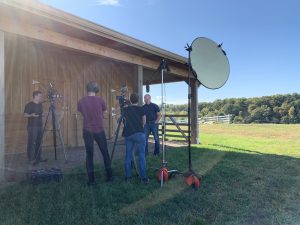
208, 143, 264, 155
0, 145, 299, 225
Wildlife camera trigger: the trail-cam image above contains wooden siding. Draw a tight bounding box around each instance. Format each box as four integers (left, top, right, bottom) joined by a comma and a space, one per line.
4, 33, 137, 154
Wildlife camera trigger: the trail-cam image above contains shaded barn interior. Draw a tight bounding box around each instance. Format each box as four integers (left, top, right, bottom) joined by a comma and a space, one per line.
5, 33, 139, 154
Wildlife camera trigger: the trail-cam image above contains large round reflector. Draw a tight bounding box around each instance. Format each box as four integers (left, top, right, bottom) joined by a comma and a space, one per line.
190, 37, 230, 89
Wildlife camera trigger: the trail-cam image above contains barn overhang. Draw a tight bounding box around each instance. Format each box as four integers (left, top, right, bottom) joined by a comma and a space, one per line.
0, 0, 191, 84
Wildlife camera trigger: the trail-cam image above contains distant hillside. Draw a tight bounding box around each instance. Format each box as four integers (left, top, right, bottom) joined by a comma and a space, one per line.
165, 93, 300, 124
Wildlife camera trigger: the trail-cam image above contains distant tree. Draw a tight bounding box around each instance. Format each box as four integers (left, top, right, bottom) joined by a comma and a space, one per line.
233, 116, 243, 123
281, 115, 290, 124
167, 93, 300, 124
288, 106, 297, 123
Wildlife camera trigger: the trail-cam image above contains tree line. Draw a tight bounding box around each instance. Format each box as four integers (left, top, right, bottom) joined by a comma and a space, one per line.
165, 93, 300, 124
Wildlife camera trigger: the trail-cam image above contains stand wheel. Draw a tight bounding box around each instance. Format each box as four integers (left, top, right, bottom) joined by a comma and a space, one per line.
156, 167, 168, 182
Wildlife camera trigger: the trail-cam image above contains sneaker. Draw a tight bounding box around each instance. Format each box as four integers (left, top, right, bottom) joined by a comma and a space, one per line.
125, 177, 132, 183
141, 177, 150, 184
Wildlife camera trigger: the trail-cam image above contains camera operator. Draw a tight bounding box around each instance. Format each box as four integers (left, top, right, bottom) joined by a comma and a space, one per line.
77, 81, 113, 186
24, 91, 47, 165
122, 93, 149, 184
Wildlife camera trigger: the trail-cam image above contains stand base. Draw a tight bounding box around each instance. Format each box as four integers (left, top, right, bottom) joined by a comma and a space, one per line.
156, 167, 168, 182
183, 169, 202, 190
156, 166, 181, 187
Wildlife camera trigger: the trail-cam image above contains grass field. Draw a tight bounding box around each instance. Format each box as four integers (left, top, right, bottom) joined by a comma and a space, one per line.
0, 124, 299, 225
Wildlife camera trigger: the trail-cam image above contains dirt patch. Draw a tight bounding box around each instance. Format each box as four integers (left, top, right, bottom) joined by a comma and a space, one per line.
2, 140, 167, 184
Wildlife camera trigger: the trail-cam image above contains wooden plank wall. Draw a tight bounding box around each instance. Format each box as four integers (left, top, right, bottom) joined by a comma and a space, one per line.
4, 33, 137, 154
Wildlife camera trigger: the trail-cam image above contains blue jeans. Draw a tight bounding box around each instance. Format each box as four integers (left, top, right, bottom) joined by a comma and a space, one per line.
144, 122, 160, 155
125, 132, 147, 179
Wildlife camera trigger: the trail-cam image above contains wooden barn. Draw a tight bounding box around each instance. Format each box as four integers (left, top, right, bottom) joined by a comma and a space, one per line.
0, 0, 199, 181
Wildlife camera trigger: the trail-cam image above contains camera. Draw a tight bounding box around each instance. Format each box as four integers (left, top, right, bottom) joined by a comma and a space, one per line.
116, 85, 130, 109
47, 83, 63, 102
116, 95, 129, 108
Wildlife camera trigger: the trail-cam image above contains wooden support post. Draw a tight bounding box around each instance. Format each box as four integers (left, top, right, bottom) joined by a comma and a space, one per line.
191, 80, 199, 144
0, 31, 5, 182
137, 65, 143, 105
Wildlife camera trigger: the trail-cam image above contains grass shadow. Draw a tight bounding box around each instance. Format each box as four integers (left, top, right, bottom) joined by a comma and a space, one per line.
209, 143, 264, 155
0, 145, 299, 225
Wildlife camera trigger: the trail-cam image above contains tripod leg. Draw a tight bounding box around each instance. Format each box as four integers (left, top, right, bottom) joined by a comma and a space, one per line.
51, 107, 57, 160
54, 110, 68, 162
110, 116, 123, 161
34, 106, 51, 162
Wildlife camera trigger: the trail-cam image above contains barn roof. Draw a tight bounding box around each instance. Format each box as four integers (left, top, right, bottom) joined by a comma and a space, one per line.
0, 0, 189, 82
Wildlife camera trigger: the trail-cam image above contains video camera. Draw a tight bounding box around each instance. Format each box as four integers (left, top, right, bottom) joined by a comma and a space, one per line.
47, 82, 63, 102
116, 85, 130, 109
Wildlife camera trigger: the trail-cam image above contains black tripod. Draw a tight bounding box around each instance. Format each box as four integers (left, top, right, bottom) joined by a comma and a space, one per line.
110, 105, 139, 176
37, 99, 68, 162
110, 111, 125, 161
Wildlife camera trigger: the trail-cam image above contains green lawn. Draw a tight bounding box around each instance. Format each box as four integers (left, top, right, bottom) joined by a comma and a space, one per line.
0, 124, 299, 225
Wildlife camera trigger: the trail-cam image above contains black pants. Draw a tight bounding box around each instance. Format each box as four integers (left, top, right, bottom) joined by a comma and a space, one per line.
27, 126, 43, 161
83, 129, 112, 182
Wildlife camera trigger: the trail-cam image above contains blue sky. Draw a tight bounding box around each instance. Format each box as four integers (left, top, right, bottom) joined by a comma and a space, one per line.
40, 0, 300, 104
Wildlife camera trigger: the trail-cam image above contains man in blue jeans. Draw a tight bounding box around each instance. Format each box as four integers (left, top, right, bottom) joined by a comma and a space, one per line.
143, 94, 161, 156
123, 93, 149, 184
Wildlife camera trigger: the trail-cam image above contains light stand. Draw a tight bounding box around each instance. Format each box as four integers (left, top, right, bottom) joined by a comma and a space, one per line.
183, 44, 202, 189
156, 59, 180, 187
182, 37, 230, 190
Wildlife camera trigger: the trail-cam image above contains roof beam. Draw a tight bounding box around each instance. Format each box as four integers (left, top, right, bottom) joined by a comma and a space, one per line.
0, 16, 188, 78
0, 0, 187, 64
